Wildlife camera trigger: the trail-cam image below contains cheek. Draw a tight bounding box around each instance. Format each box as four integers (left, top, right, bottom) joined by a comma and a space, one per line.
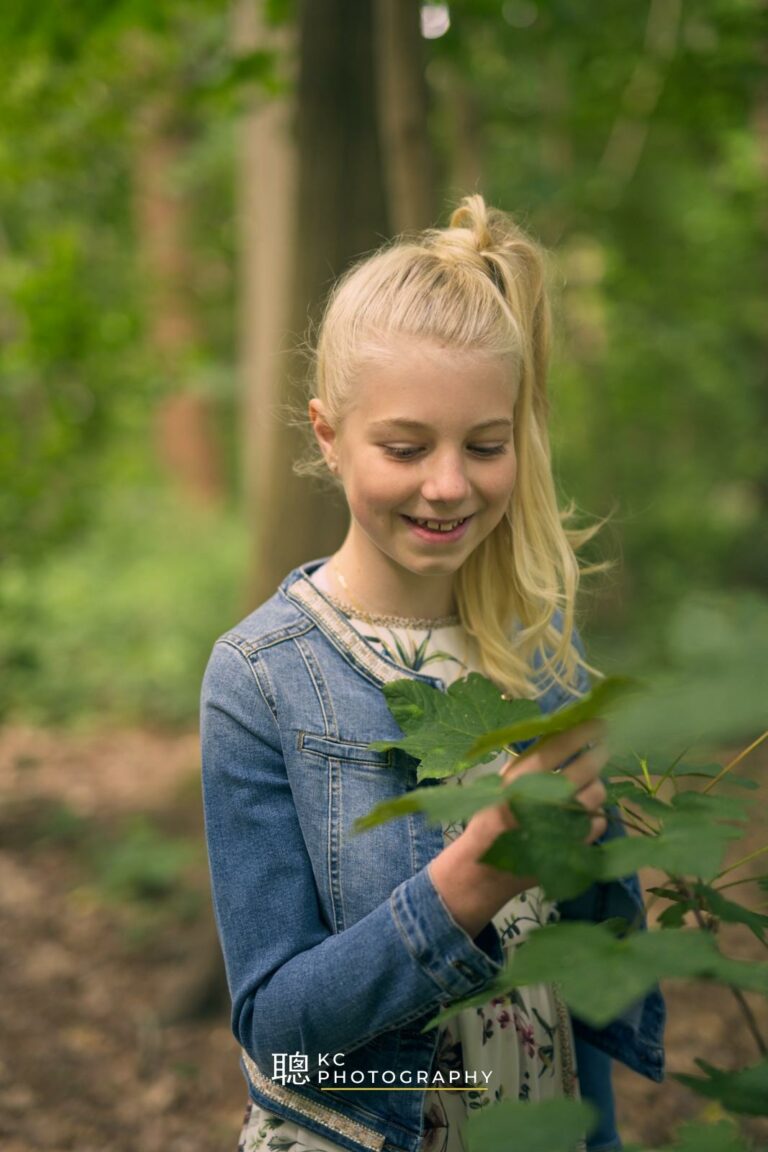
485, 455, 517, 503
344, 463, 412, 517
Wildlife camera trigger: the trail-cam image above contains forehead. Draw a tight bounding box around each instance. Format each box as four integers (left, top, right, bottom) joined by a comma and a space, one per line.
347, 341, 517, 429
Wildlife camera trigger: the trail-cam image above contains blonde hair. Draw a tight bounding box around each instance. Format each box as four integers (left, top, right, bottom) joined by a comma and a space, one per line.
296, 195, 605, 699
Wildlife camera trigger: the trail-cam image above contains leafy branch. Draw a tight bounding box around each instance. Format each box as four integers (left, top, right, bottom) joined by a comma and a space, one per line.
355, 597, 768, 1151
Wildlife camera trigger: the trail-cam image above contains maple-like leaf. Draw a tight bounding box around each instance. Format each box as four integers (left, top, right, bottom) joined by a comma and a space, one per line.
428, 921, 768, 1030
674, 1058, 768, 1117
466, 1097, 598, 1152
467, 676, 641, 760
369, 672, 541, 781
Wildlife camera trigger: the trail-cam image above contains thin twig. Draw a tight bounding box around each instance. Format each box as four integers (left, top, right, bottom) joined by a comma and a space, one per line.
715, 874, 768, 894
717, 842, 768, 880
673, 880, 768, 1057
702, 730, 768, 795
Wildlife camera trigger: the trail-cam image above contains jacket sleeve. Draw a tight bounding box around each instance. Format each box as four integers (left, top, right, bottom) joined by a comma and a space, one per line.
200, 638, 504, 1079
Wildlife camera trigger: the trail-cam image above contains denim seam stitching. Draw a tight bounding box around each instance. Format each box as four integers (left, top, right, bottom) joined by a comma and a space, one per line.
294, 636, 336, 737
227, 621, 318, 656
216, 639, 280, 728
390, 888, 465, 1000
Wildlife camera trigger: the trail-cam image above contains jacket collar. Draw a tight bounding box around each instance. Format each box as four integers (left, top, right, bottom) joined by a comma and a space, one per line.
281, 558, 443, 690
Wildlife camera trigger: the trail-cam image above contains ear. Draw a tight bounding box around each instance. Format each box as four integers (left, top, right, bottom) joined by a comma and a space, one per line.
308, 399, 338, 472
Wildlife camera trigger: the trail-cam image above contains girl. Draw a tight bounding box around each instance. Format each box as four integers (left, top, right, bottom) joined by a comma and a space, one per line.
201, 196, 664, 1152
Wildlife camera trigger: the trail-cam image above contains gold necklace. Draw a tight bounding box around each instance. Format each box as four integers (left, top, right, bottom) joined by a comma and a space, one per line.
329, 558, 460, 628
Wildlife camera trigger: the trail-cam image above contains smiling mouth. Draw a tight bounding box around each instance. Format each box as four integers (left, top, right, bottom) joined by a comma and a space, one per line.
403, 515, 472, 533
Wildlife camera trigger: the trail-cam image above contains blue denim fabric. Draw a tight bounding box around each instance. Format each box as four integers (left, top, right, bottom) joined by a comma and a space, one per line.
200, 558, 665, 1152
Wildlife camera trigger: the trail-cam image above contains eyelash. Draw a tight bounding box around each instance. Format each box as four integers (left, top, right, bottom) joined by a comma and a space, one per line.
382, 444, 509, 461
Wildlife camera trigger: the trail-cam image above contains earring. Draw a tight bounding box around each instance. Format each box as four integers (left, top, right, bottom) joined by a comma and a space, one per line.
329, 458, 339, 474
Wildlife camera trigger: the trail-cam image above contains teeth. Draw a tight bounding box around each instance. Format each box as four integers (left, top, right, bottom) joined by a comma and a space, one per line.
413, 517, 465, 532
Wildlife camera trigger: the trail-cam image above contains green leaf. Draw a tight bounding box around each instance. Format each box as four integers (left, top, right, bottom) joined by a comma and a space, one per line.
647, 883, 768, 943
467, 676, 641, 761
480, 801, 599, 902
605, 779, 650, 804
672, 790, 749, 823
596, 794, 745, 883
657, 902, 688, 929
673, 1058, 768, 1117
428, 923, 768, 1031
369, 673, 541, 781
354, 766, 574, 833
353, 773, 504, 832
624, 1120, 751, 1152
466, 1097, 598, 1152
609, 755, 758, 790
608, 671, 768, 759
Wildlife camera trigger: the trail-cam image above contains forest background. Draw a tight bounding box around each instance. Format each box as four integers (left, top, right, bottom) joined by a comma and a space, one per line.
0, 2, 766, 1151
1, 0, 766, 723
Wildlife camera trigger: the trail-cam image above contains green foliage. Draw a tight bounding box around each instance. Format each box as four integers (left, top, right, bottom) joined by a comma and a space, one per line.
596, 792, 745, 883
429, 0, 767, 642
0, 489, 248, 726
609, 595, 768, 754
673, 1059, 768, 1118
649, 883, 768, 942
480, 800, 597, 902
370, 673, 540, 780
467, 675, 640, 760
466, 1097, 598, 1152
359, 598, 768, 1151
94, 814, 197, 902
625, 1120, 752, 1152
429, 921, 768, 1032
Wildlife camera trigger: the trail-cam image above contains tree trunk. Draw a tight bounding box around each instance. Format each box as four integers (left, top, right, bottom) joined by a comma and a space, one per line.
374, 0, 436, 232
247, 0, 392, 606
233, 0, 299, 600
446, 72, 484, 201
133, 93, 223, 505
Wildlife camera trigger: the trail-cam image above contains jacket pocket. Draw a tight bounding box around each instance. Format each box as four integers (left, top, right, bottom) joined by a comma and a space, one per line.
297, 730, 394, 772
294, 731, 420, 931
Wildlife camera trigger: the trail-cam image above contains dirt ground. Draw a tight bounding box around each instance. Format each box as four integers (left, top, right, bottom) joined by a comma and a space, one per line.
0, 724, 766, 1152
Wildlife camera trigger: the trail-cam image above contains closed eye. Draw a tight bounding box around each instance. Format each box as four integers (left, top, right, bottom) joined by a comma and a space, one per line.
469, 443, 509, 457
382, 445, 423, 460
381, 443, 509, 461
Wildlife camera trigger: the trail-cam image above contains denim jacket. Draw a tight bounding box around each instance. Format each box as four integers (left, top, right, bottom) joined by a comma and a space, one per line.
200, 558, 665, 1152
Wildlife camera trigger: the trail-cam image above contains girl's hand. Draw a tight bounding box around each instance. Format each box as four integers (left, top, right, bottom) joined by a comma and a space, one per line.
428, 721, 608, 940
495, 719, 608, 845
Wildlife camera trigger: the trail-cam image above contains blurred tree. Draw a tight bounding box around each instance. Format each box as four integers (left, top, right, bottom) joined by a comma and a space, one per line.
131, 34, 224, 505
0, 0, 765, 683
244, 0, 435, 604
426, 0, 767, 639
374, 0, 436, 232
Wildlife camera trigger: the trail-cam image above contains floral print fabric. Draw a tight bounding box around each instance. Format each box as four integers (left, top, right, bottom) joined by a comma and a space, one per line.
236, 614, 582, 1152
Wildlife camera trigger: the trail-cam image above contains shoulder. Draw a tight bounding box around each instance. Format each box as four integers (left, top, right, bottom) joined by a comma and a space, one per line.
213, 577, 317, 662
221, 598, 312, 655
201, 568, 323, 714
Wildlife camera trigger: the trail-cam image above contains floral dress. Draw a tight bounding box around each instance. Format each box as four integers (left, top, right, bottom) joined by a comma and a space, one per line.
237, 596, 582, 1152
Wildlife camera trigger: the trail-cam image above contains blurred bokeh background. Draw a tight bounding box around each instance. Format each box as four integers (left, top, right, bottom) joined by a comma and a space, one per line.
0, 2, 765, 1150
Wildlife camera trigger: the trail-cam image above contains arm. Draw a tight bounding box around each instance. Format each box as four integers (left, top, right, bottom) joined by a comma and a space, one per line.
201, 639, 505, 1078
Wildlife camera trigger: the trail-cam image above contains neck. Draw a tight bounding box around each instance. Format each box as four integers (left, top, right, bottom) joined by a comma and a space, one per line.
328, 543, 458, 621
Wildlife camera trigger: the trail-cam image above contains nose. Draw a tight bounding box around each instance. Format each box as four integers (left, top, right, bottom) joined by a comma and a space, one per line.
420, 449, 472, 506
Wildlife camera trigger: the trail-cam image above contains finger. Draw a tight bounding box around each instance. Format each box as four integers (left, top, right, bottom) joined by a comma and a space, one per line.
585, 812, 608, 845
517, 720, 605, 777
500, 735, 607, 790
573, 778, 607, 812
562, 745, 609, 792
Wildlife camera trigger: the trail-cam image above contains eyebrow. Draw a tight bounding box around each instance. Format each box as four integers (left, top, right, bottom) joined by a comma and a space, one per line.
368, 418, 513, 434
